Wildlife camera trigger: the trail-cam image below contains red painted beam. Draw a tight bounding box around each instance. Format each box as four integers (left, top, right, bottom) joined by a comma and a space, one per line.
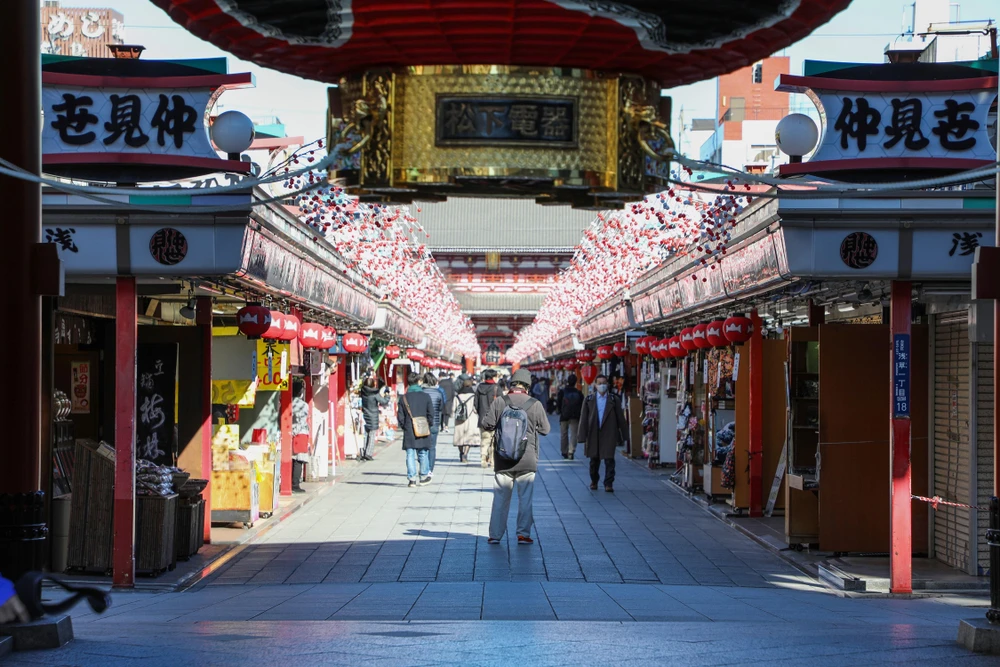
113, 277, 137, 588
196, 297, 213, 544
890, 280, 912, 594
335, 362, 347, 461
748, 309, 764, 518
279, 378, 293, 496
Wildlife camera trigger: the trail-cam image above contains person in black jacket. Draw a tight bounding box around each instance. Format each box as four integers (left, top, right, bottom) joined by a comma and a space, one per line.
558, 375, 584, 460
397, 372, 435, 487
475, 369, 502, 468
577, 374, 628, 493
359, 377, 389, 461
438, 373, 456, 434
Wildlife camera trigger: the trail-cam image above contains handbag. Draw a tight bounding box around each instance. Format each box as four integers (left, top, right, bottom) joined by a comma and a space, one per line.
401, 394, 430, 438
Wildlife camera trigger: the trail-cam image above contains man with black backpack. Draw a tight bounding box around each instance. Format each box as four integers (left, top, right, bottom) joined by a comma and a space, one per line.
481, 368, 550, 545
558, 375, 584, 460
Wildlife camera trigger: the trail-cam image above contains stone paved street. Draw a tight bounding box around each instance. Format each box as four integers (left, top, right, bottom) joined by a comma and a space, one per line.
8, 416, 992, 665
199, 416, 801, 588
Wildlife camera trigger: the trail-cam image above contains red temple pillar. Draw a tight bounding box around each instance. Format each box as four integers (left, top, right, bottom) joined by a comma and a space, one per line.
196, 297, 213, 544
748, 309, 764, 518
890, 280, 913, 594
113, 277, 137, 588
335, 361, 348, 461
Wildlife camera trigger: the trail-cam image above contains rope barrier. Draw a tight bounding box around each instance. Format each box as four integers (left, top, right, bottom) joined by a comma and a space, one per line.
911, 494, 988, 511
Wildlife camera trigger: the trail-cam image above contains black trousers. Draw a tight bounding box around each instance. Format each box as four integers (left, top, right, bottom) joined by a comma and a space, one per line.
292, 459, 304, 489
589, 456, 615, 485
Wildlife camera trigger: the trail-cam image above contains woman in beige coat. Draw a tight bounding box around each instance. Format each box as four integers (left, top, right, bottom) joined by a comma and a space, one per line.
452, 378, 479, 463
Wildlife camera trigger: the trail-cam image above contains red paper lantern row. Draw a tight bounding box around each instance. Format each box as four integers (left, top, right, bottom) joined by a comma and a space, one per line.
576, 349, 597, 363
384, 345, 401, 360
612, 341, 627, 358
236, 304, 271, 339
596, 345, 614, 360
680, 327, 696, 351
298, 322, 326, 349
706, 320, 727, 347
635, 337, 651, 356
581, 364, 598, 384
655, 338, 670, 360
692, 323, 710, 349
342, 332, 368, 354
262, 311, 285, 340
407, 348, 426, 362
724, 314, 753, 344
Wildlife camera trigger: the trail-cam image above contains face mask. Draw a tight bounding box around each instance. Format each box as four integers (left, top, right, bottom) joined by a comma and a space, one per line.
596, 384, 609, 394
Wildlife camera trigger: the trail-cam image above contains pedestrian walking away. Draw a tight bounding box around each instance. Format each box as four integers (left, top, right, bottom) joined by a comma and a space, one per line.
475, 368, 503, 468
438, 372, 456, 433
577, 374, 627, 493
481, 368, 550, 545
397, 372, 435, 487
359, 376, 390, 461
423, 371, 445, 476
558, 374, 583, 460
290, 379, 311, 493
452, 377, 479, 463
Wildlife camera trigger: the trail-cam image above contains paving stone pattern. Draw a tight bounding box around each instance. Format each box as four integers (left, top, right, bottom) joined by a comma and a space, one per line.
201, 416, 798, 587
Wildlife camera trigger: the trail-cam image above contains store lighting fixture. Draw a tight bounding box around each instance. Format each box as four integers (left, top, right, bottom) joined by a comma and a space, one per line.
838, 304, 856, 313
179, 298, 197, 320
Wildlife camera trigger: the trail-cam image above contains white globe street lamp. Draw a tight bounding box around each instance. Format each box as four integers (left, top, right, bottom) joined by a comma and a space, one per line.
775, 113, 819, 163
211, 110, 255, 160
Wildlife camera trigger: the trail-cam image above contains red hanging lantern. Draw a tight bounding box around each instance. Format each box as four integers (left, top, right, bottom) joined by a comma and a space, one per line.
424, 358, 437, 369
579, 349, 597, 363
564, 359, 579, 371
236, 304, 271, 339
692, 323, 710, 349
635, 336, 651, 356
680, 327, 697, 351
278, 313, 301, 342
321, 326, 337, 347
384, 345, 401, 360
298, 322, 326, 349
580, 364, 598, 384
723, 314, 753, 345
612, 341, 627, 358
706, 320, 728, 347
659, 337, 673, 359
407, 348, 425, 362
262, 310, 285, 340
669, 336, 687, 358
596, 345, 614, 360
647, 339, 661, 360
342, 332, 368, 353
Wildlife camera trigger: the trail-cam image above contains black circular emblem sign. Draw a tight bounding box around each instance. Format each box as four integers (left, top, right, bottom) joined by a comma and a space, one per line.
839, 232, 878, 270
149, 227, 188, 266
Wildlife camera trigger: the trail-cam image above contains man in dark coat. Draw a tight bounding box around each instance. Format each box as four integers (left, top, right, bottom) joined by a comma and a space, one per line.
475, 369, 503, 468
359, 377, 389, 461
480, 368, 550, 545
439, 373, 456, 434
397, 371, 435, 487
577, 374, 627, 492
558, 375, 584, 460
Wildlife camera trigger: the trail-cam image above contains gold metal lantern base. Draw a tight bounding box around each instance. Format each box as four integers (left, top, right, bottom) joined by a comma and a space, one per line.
328, 66, 673, 209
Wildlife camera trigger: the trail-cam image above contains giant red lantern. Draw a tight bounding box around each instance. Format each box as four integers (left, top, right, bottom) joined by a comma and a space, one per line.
706, 320, 728, 348
342, 332, 368, 353
612, 342, 627, 358
692, 323, 710, 349
236, 304, 271, 339
580, 364, 598, 385
596, 345, 614, 360
298, 322, 326, 349
384, 345, 401, 360
407, 348, 426, 362
724, 314, 754, 345
669, 336, 686, 358
680, 327, 697, 351
278, 313, 301, 342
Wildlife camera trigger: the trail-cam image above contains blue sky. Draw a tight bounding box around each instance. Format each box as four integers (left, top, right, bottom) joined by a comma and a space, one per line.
56, 0, 998, 144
